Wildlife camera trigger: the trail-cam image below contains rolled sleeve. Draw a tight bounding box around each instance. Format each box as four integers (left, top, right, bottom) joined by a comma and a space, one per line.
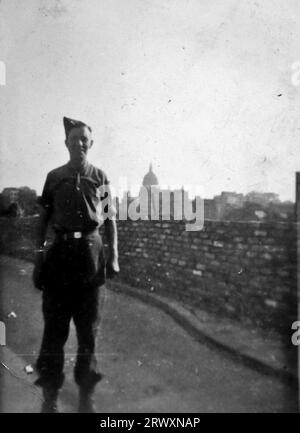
39, 174, 53, 212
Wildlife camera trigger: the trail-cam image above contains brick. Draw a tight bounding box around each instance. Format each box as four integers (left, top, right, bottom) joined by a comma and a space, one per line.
265, 299, 278, 308
227, 256, 241, 264
236, 243, 247, 250
254, 230, 267, 236
200, 233, 208, 239
260, 268, 273, 275
234, 237, 244, 242
192, 237, 201, 244
277, 269, 289, 278
213, 240, 224, 248
262, 253, 272, 260
198, 245, 209, 252
247, 238, 259, 244
192, 270, 202, 276
252, 245, 264, 251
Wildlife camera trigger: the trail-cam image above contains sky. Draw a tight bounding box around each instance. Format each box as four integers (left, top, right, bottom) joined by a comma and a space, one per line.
0, 0, 300, 201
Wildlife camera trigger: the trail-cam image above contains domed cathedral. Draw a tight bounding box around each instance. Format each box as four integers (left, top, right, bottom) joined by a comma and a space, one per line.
142, 163, 159, 188
139, 163, 160, 219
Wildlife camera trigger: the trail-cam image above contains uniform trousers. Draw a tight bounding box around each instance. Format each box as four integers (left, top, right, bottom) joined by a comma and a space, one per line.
36, 231, 106, 391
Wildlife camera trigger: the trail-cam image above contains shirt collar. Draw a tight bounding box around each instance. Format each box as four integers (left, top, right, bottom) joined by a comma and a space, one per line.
67, 159, 90, 175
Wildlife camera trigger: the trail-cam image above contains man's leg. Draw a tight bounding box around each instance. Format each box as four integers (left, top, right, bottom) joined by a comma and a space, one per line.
73, 287, 102, 413
36, 290, 71, 412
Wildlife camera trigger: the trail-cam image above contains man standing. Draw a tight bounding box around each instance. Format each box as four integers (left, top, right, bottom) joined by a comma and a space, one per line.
32, 117, 119, 413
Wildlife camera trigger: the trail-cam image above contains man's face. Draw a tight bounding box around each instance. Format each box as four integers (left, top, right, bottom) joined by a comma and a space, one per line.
65, 126, 93, 165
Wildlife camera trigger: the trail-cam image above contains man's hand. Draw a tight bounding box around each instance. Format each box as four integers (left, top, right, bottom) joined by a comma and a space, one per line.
32, 251, 45, 290
106, 252, 120, 279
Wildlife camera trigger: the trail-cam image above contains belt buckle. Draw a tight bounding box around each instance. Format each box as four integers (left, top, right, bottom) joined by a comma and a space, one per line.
74, 231, 82, 239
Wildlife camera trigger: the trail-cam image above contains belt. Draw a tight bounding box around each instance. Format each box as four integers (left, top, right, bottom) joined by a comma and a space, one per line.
62, 231, 83, 240
55, 229, 99, 241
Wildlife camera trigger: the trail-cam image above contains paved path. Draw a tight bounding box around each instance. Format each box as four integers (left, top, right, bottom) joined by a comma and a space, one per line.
0, 256, 297, 412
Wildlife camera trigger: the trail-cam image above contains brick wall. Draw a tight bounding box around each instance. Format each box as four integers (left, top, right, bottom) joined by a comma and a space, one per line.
117, 219, 297, 333
0, 217, 297, 333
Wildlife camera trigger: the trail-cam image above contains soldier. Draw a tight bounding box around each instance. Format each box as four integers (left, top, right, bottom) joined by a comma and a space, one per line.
32, 117, 119, 413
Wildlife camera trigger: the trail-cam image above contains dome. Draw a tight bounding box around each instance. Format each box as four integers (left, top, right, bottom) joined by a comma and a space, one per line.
142, 163, 159, 187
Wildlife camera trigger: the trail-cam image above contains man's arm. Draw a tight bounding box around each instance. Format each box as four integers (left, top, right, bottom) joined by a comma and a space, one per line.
32, 207, 51, 290
101, 178, 119, 278
36, 207, 51, 249
100, 174, 120, 278
104, 214, 120, 278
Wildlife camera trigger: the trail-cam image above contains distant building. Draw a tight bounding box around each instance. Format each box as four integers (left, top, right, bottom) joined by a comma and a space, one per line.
140, 163, 160, 218
18, 186, 38, 215
2, 187, 19, 208
215, 191, 245, 206
117, 169, 289, 222
204, 198, 218, 220
142, 163, 159, 188
224, 199, 294, 222
213, 192, 245, 219
245, 191, 280, 206
0, 186, 37, 216
137, 164, 191, 220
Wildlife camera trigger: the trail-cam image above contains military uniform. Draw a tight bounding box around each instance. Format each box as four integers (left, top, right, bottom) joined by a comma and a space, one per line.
35, 159, 113, 403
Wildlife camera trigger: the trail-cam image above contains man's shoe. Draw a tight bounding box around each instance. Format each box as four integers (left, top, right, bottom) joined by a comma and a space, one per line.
78, 390, 97, 413
41, 388, 59, 413
41, 400, 59, 413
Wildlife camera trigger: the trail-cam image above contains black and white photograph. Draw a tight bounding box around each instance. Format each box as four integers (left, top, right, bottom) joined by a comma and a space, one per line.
0, 0, 299, 416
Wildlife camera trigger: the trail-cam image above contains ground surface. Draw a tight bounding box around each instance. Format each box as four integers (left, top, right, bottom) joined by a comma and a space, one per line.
0, 256, 297, 412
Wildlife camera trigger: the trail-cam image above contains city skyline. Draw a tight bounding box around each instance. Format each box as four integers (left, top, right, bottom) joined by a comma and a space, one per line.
0, 179, 294, 204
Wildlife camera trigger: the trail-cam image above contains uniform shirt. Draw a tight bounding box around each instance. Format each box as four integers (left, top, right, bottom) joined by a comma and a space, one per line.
40, 161, 114, 232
